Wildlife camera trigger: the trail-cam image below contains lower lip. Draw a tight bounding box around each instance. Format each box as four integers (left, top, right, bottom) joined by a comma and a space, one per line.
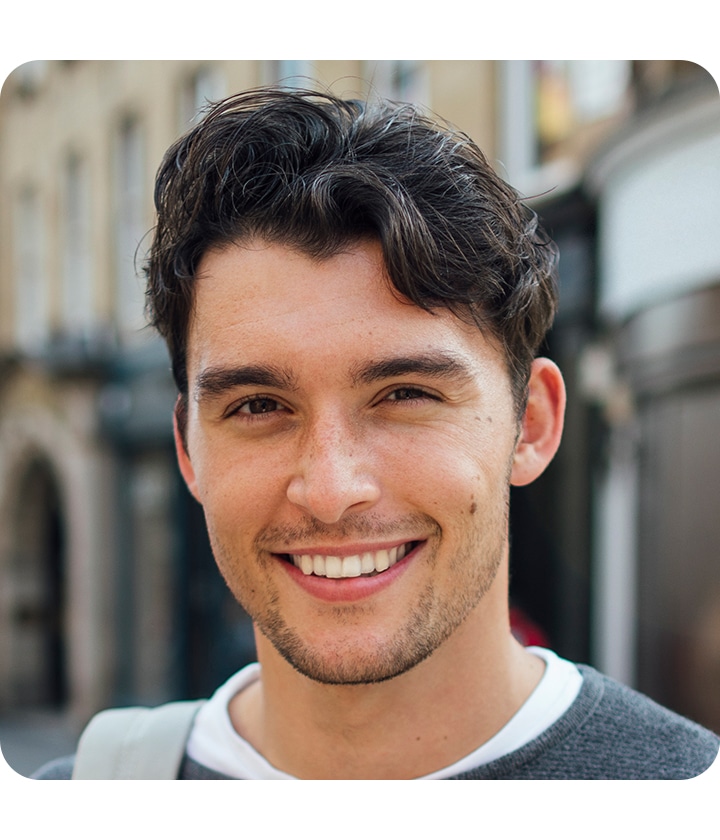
278, 543, 422, 603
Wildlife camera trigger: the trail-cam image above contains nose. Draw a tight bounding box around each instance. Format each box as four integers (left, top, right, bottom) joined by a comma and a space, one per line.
286, 415, 381, 523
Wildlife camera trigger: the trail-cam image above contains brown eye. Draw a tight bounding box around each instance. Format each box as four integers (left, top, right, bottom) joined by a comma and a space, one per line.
238, 397, 280, 414
387, 388, 432, 401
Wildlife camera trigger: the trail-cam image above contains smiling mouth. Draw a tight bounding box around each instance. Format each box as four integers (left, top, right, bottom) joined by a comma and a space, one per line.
284, 542, 419, 579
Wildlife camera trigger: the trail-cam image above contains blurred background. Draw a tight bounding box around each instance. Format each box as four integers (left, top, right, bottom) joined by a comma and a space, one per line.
0, 60, 719, 774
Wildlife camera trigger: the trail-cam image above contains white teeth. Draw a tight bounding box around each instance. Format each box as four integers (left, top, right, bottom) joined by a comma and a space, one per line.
342, 555, 362, 577
292, 543, 411, 578
375, 549, 390, 572
360, 552, 375, 574
325, 556, 342, 578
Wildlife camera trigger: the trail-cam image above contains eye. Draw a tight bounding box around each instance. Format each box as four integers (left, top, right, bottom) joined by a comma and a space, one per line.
384, 387, 438, 403
235, 396, 283, 415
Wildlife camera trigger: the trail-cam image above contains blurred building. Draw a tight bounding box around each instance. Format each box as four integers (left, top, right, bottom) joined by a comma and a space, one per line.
506, 60, 720, 734
0, 60, 718, 733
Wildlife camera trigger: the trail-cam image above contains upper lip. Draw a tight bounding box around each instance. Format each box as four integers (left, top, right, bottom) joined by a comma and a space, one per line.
276, 539, 420, 558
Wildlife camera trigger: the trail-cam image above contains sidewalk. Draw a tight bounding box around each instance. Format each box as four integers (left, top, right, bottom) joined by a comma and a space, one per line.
0, 711, 80, 779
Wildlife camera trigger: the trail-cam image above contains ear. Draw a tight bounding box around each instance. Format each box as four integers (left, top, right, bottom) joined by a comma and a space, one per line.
173, 397, 201, 503
510, 358, 566, 487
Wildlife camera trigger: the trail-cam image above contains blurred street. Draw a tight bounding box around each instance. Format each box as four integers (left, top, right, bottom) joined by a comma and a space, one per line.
0, 711, 79, 778
1, 60, 718, 750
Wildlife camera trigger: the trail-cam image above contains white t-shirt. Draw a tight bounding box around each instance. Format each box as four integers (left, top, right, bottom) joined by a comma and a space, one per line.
186, 647, 583, 779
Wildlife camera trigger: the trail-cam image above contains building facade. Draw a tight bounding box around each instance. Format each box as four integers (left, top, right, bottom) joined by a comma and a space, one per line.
1, 60, 718, 733
0, 60, 498, 724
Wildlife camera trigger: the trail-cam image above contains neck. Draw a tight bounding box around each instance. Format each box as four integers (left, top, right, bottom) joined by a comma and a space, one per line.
229, 574, 544, 779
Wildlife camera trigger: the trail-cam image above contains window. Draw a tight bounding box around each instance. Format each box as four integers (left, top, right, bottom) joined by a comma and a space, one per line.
61, 152, 94, 334
14, 186, 48, 351
266, 61, 314, 89
535, 61, 632, 159
179, 65, 227, 129
9, 60, 48, 99
113, 116, 147, 335
364, 61, 430, 106
499, 60, 632, 193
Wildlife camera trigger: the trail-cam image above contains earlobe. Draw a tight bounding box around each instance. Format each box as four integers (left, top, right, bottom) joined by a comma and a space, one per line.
510, 358, 566, 487
173, 398, 201, 503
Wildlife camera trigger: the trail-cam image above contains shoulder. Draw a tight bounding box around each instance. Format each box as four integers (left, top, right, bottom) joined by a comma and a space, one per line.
567, 666, 719, 778
454, 665, 719, 780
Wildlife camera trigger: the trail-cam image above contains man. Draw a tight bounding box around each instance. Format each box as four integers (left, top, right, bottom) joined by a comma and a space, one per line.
35, 87, 719, 779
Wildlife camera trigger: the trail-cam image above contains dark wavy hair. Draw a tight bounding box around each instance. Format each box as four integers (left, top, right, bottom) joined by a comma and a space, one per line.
145, 87, 558, 417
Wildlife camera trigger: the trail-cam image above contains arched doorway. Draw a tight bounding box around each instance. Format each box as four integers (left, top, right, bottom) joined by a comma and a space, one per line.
8, 456, 67, 709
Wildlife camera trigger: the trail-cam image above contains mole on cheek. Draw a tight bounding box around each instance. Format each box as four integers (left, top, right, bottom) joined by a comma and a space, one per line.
469, 499, 477, 515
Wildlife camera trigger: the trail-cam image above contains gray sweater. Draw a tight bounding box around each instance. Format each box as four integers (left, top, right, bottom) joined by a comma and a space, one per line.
31, 665, 719, 780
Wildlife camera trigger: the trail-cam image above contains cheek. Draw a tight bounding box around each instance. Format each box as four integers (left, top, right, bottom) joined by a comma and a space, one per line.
383, 426, 509, 515
419, 418, 513, 476
194, 446, 287, 536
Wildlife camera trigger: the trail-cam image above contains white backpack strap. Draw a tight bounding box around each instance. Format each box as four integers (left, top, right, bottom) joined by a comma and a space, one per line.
72, 700, 205, 779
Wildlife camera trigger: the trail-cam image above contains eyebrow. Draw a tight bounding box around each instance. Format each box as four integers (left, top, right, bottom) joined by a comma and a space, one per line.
350, 352, 476, 386
194, 352, 475, 402
194, 364, 297, 401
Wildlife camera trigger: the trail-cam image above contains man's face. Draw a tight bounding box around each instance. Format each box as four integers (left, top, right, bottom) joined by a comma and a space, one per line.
177, 238, 524, 685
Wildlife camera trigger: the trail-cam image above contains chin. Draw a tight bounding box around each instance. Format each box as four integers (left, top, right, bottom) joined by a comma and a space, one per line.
257, 587, 462, 686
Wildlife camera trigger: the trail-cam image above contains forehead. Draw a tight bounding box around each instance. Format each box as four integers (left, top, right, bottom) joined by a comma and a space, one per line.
187, 239, 505, 381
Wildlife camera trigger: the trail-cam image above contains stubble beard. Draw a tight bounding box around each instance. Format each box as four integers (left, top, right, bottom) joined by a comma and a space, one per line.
207, 500, 508, 686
